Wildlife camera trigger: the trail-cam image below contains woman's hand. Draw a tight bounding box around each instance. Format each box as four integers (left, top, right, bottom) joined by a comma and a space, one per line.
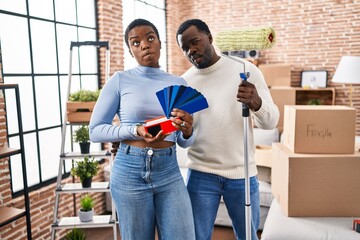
136, 125, 170, 143
170, 108, 193, 139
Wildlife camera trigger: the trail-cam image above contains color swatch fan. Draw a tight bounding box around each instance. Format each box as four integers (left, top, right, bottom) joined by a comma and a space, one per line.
156, 85, 209, 118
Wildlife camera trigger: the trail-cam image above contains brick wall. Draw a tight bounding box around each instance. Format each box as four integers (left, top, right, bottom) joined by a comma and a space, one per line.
97, 0, 124, 84
1, 0, 359, 239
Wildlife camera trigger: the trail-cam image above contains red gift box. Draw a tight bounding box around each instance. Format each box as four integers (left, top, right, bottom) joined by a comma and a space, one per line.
144, 116, 177, 136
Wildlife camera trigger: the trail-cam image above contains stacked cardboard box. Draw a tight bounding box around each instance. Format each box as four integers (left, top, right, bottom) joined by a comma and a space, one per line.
283, 105, 356, 154
258, 64, 292, 132
255, 145, 272, 168
271, 105, 360, 217
269, 87, 296, 131
258, 64, 292, 87
254, 128, 280, 182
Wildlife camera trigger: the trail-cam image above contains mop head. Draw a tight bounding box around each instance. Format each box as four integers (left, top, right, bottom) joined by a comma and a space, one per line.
215, 26, 276, 51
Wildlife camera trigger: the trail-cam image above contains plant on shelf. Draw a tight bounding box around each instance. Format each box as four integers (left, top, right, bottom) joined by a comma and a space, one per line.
307, 99, 321, 105
78, 194, 95, 222
74, 125, 90, 154
71, 156, 100, 188
63, 227, 86, 240
69, 89, 100, 102
67, 89, 100, 123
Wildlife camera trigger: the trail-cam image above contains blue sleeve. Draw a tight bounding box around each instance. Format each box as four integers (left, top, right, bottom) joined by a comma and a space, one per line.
89, 73, 140, 143
176, 129, 195, 148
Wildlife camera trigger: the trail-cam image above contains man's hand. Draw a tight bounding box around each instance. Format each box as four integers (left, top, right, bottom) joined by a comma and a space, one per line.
111, 141, 120, 155
237, 81, 262, 111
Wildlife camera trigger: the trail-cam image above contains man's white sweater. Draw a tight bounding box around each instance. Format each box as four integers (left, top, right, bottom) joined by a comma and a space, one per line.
182, 56, 279, 179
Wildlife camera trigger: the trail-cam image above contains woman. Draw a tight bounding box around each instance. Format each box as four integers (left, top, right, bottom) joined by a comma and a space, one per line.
89, 19, 195, 240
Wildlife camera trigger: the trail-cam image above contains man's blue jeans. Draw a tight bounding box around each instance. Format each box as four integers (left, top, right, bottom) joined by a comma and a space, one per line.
110, 143, 195, 240
187, 169, 260, 240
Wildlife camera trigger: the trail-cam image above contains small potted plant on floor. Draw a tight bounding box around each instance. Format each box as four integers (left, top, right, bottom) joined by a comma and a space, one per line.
71, 156, 100, 188
63, 227, 86, 240
78, 194, 95, 222
74, 125, 90, 154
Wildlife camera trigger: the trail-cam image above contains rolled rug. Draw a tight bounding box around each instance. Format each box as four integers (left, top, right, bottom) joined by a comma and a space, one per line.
215, 26, 276, 51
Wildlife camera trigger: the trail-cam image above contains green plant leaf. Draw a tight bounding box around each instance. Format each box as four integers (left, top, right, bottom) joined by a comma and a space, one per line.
307, 99, 321, 105
63, 227, 86, 240
80, 194, 94, 211
71, 156, 100, 182
74, 125, 90, 143
69, 89, 100, 102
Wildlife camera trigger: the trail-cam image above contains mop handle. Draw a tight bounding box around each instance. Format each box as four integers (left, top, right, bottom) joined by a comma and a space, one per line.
240, 73, 250, 117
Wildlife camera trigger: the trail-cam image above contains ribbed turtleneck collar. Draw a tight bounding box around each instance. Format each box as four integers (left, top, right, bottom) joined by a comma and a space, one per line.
189, 56, 224, 74
136, 65, 162, 74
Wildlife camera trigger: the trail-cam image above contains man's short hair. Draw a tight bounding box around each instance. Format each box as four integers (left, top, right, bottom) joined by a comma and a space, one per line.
176, 19, 211, 44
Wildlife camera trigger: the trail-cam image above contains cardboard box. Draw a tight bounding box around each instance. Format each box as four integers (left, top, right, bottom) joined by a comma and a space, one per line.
257, 166, 271, 183
256, 145, 272, 183
255, 145, 272, 168
283, 105, 356, 154
269, 87, 296, 131
258, 64, 292, 87
271, 142, 360, 217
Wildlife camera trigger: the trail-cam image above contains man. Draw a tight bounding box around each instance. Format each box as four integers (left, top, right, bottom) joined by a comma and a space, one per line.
176, 19, 279, 240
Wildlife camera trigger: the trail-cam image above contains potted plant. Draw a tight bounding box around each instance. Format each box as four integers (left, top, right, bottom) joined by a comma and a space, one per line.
67, 89, 100, 123
74, 125, 90, 154
307, 99, 321, 105
69, 89, 100, 102
71, 156, 100, 188
63, 227, 86, 240
78, 194, 94, 222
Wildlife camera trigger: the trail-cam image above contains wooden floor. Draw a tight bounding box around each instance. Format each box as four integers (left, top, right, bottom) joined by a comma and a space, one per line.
83, 226, 262, 240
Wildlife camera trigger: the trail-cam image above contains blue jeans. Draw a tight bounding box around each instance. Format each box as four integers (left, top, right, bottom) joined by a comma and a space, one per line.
110, 143, 195, 240
187, 170, 260, 240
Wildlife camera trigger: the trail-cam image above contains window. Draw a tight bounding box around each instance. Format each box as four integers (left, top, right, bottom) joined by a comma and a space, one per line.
0, 0, 99, 194
122, 0, 167, 71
